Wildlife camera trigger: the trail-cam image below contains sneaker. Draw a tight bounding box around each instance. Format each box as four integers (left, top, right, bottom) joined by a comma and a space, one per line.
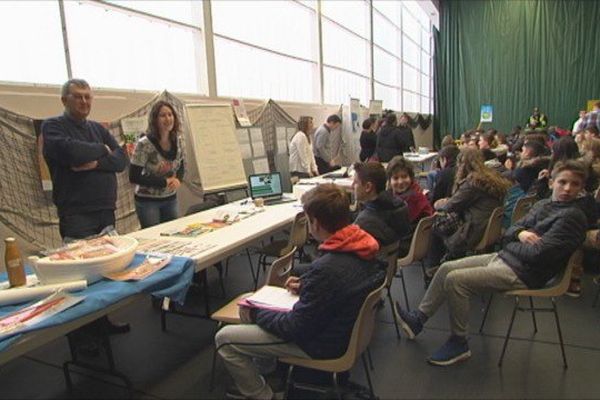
427, 336, 471, 366
566, 281, 581, 298
394, 302, 423, 339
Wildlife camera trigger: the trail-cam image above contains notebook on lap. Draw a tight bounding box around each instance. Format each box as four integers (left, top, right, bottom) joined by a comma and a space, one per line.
248, 172, 296, 205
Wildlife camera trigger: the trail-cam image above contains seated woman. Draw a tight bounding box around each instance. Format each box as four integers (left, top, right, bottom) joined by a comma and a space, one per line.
424, 148, 511, 277
289, 116, 319, 179
129, 101, 185, 229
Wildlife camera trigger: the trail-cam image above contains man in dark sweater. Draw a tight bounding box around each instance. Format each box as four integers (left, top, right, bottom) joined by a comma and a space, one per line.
396, 160, 588, 366
42, 78, 128, 240
42, 79, 129, 337
352, 161, 410, 247
215, 184, 384, 399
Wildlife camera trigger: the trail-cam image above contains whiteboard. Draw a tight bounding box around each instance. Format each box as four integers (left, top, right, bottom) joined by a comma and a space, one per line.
185, 104, 247, 193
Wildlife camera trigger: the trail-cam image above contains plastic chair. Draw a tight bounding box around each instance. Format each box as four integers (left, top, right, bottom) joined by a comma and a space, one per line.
396, 216, 435, 310
255, 212, 308, 288
208, 247, 296, 391
280, 283, 386, 400
377, 242, 401, 338
473, 207, 504, 253
511, 195, 536, 225
479, 249, 582, 368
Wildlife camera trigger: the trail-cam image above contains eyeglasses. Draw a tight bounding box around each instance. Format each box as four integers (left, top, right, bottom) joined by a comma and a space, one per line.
69, 93, 93, 102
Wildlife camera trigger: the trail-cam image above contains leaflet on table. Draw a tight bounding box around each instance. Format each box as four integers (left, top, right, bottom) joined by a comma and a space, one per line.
0, 292, 84, 341
136, 239, 217, 258
160, 207, 265, 238
104, 255, 172, 281
238, 285, 299, 312
41, 236, 120, 260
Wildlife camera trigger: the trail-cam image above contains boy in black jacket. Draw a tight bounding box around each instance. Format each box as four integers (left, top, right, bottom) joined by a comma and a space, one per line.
396, 160, 588, 366
215, 184, 384, 399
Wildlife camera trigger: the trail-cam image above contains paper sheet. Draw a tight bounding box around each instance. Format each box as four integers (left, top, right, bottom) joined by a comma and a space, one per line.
252, 158, 270, 174
286, 127, 296, 142
121, 116, 147, 136
276, 127, 287, 141
236, 129, 250, 144
239, 285, 299, 312
136, 239, 217, 259
277, 139, 288, 155
250, 128, 263, 142
252, 141, 265, 157
239, 143, 253, 159
0, 277, 87, 307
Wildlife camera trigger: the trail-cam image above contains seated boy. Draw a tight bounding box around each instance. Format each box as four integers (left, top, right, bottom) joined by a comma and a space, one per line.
215, 184, 385, 399
352, 161, 410, 246
395, 160, 588, 366
386, 156, 433, 228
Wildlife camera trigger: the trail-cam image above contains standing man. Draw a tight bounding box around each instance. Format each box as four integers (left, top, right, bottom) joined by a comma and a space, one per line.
43, 79, 129, 336
42, 79, 128, 240
313, 114, 342, 175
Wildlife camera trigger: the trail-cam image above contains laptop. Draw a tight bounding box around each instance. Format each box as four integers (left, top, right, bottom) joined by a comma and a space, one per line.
248, 172, 296, 205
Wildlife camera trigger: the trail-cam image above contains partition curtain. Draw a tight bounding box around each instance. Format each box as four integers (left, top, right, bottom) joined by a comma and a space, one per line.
437, 0, 600, 138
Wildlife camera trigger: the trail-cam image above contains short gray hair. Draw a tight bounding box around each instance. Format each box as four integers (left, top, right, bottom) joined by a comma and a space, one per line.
61, 79, 90, 98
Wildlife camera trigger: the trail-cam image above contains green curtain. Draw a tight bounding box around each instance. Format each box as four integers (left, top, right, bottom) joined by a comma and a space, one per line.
437, 0, 600, 139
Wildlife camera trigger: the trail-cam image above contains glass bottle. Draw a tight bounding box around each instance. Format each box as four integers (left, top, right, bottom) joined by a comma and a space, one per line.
4, 237, 26, 287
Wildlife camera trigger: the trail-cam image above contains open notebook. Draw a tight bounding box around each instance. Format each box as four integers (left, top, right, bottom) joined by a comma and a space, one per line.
238, 285, 299, 312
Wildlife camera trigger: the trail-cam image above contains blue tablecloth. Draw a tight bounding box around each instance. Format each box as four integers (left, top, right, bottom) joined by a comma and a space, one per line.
0, 254, 195, 352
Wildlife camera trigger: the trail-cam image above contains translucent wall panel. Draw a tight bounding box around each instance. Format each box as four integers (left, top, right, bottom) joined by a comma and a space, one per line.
402, 6, 421, 44
321, 0, 369, 38
402, 35, 420, 69
215, 37, 316, 103
402, 64, 419, 93
403, 90, 420, 112
421, 73, 430, 97
65, 2, 202, 93
373, 11, 399, 50
323, 67, 369, 106
374, 47, 399, 87
0, 1, 67, 85
212, 0, 315, 61
375, 83, 400, 111
322, 20, 369, 76
107, 0, 202, 26
373, 0, 401, 25
421, 95, 430, 114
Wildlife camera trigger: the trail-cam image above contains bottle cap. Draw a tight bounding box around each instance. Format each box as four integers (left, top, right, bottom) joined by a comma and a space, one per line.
5, 237, 15, 242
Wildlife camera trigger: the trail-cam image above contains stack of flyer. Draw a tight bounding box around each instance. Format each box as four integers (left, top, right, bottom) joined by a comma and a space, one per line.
238, 285, 299, 312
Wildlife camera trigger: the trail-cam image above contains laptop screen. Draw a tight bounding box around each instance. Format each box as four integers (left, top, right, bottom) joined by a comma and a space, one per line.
249, 173, 283, 200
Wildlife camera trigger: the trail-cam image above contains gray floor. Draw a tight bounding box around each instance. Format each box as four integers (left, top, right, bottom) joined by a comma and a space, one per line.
1, 247, 600, 400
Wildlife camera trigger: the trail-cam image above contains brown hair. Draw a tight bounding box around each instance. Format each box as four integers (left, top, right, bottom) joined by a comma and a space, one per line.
147, 101, 180, 142
386, 156, 415, 181
297, 116, 314, 143
441, 134, 455, 147
353, 161, 387, 193
551, 159, 588, 182
454, 148, 511, 198
301, 183, 350, 233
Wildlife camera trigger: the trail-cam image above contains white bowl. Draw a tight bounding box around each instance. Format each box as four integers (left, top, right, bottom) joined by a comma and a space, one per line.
30, 236, 138, 284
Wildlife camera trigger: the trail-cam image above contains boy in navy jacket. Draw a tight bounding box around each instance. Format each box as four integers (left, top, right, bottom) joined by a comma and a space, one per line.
215, 184, 384, 399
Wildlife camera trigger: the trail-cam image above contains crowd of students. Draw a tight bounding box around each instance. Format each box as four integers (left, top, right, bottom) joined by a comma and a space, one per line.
42, 80, 600, 398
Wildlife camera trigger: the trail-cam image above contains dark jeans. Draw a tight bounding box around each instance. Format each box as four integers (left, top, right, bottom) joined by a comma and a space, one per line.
59, 210, 116, 240
315, 156, 340, 175
291, 171, 311, 179
135, 197, 178, 229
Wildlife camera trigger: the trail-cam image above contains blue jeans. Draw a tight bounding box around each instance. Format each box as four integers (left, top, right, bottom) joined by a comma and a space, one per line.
135, 197, 179, 229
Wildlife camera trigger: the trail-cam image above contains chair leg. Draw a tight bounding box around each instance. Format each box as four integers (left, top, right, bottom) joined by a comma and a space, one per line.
387, 287, 401, 339
529, 296, 538, 333
209, 322, 223, 392
552, 298, 568, 369
215, 262, 226, 298
399, 270, 410, 312
498, 297, 519, 367
284, 365, 294, 400
331, 372, 342, 400
246, 249, 258, 290
479, 294, 493, 334
367, 347, 374, 371
361, 353, 375, 399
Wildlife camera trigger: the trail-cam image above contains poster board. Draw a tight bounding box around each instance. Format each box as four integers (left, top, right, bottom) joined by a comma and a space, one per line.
185, 104, 247, 193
